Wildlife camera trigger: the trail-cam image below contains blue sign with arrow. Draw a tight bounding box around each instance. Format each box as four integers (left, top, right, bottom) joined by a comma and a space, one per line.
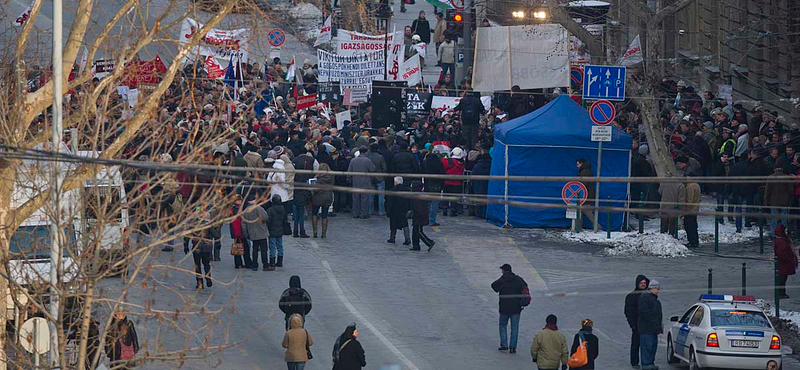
582, 65, 626, 101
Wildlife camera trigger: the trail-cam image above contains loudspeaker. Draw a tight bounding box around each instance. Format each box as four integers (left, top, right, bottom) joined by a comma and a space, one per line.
371, 80, 407, 129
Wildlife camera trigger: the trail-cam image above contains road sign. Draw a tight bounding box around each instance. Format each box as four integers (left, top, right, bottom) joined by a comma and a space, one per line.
583, 65, 626, 101
562, 181, 588, 205
591, 126, 612, 142
570, 67, 583, 86
589, 100, 616, 125
269, 46, 281, 60
19, 317, 49, 354
268, 29, 286, 47
566, 208, 578, 219
457, 52, 464, 63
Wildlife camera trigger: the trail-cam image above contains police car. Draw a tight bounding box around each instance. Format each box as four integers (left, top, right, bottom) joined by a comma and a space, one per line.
666, 295, 782, 369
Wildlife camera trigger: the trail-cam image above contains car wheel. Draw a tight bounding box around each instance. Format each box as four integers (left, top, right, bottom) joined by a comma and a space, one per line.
689, 348, 703, 370
666, 335, 678, 364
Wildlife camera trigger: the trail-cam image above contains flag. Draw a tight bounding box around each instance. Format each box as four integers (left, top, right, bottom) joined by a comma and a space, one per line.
14, 1, 33, 26
618, 35, 643, 66
285, 57, 295, 83
224, 55, 238, 101
400, 54, 423, 86
313, 15, 332, 47
426, 0, 463, 10
205, 55, 225, 79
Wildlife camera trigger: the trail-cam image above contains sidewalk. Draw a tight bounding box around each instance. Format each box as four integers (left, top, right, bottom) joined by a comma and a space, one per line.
389, 0, 443, 86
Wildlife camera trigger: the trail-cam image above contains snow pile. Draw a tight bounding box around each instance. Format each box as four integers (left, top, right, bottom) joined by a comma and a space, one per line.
288, 2, 322, 19
273, 2, 323, 42
561, 231, 692, 258
756, 299, 800, 329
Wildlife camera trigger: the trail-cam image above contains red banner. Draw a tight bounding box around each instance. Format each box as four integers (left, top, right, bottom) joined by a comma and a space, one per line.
296, 94, 318, 110
122, 55, 167, 87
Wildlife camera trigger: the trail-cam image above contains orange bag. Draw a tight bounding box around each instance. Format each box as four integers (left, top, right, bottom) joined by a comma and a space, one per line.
566, 333, 588, 368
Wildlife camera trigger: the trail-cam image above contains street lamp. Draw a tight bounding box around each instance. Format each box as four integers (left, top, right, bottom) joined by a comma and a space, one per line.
512, 10, 525, 19
532, 10, 548, 19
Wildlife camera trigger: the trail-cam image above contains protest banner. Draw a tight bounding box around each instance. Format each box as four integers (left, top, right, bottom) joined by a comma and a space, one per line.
14, 2, 33, 26
406, 91, 431, 116
121, 55, 167, 88
180, 18, 250, 64
205, 55, 226, 79
297, 94, 318, 110
335, 29, 403, 69
335, 110, 351, 130
317, 49, 385, 93
400, 54, 422, 86
618, 35, 643, 66
92, 60, 116, 79
472, 24, 569, 91
431, 95, 491, 112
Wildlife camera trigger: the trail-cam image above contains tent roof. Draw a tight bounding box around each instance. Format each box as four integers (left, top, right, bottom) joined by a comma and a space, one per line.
494, 95, 631, 150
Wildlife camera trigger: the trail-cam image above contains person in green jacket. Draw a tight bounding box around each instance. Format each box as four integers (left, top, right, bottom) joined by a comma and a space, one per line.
531, 314, 569, 370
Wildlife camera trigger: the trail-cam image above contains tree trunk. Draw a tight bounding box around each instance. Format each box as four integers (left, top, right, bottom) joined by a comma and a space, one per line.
634, 82, 676, 177
0, 165, 18, 370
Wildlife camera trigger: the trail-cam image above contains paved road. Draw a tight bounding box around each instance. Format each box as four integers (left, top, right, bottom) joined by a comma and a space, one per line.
389, 0, 444, 86
96, 211, 800, 369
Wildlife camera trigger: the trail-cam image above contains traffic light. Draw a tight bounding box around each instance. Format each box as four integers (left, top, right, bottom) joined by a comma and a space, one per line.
453, 13, 462, 22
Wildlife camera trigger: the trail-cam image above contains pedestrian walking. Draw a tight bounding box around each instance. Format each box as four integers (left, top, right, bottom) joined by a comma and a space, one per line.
186, 210, 218, 289
229, 196, 253, 269
279, 276, 313, 330
684, 179, 701, 248
267, 194, 288, 267
105, 309, 139, 369
311, 163, 334, 238
242, 197, 272, 271
774, 224, 796, 299
410, 181, 435, 251
638, 279, 663, 370
569, 319, 599, 370
658, 173, 686, 236
624, 275, 649, 368
332, 323, 366, 370
491, 263, 527, 353
347, 147, 376, 219
423, 151, 445, 226
530, 314, 569, 370
411, 11, 431, 45
386, 176, 411, 245
282, 314, 314, 370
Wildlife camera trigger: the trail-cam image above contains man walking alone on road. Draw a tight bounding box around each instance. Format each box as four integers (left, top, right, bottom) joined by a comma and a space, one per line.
638, 279, 663, 370
491, 263, 527, 353
624, 275, 649, 368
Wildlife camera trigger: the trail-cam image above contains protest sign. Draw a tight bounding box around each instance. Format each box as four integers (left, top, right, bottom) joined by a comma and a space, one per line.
180, 18, 250, 64
297, 94, 318, 110
317, 49, 385, 93
205, 55, 226, 79
335, 110, 351, 130
406, 92, 430, 116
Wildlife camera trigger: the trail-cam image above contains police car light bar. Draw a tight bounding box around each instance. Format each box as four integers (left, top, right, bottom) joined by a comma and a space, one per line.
699, 294, 756, 302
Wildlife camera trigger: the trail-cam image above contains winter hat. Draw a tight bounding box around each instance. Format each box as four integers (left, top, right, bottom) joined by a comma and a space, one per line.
273, 146, 285, 156
638, 144, 649, 156
500, 264, 512, 272
676, 80, 686, 87
412, 34, 421, 42
450, 147, 465, 159
703, 121, 713, 129
649, 279, 661, 289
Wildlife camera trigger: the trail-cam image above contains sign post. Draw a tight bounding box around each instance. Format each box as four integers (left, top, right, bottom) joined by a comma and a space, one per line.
588, 100, 615, 231
562, 181, 588, 231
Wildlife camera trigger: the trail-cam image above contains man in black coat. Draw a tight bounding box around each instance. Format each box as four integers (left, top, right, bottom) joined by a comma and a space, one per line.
392, 142, 420, 186
638, 279, 662, 370
454, 91, 483, 151
624, 275, 649, 368
423, 152, 445, 226
491, 264, 527, 354
385, 177, 411, 245
278, 275, 312, 330
411, 11, 432, 45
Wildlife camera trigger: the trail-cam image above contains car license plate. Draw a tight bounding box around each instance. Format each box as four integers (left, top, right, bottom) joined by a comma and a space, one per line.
731, 340, 759, 348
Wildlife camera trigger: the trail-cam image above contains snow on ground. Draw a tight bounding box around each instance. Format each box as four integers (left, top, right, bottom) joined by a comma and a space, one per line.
757, 299, 800, 330
273, 2, 322, 43
561, 231, 693, 258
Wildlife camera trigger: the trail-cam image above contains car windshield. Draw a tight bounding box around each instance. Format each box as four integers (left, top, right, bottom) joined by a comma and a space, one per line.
711, 309, 771, 328
9, 225, 74, 259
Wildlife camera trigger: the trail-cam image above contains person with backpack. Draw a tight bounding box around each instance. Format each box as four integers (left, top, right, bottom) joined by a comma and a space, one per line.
569, 319, 599, 370
279, 276, 313, 330
453, 90, 483, 150
490, 263, 529, 354
332, 323, 366, 370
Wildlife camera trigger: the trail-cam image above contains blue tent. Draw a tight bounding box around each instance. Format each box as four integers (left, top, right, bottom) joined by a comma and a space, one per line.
487, 95, 632, 230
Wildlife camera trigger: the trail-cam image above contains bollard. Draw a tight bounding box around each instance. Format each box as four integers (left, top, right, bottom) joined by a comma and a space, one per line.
639, 192, 645, 234
741, 262, 747, 296
775, 258, 780, 319
576, 206, 583, 232
759, 221, 764, 255
708, 268, 713, 294
607, 196, 611, 239
714, 217, 719, 253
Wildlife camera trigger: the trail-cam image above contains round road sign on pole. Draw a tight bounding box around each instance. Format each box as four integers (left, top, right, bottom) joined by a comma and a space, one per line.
589, 100, 616, 125
570, 67, 583, 86
562, 181, 588, 205
267, 29, 286, 47
19, 317, 50, 354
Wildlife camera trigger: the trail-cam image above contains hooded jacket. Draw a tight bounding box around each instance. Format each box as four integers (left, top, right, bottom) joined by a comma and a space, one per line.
332, 325, 366, 370
281, 154, 296, 200
491, 271, 527, 314
624, 275, 649, 330
279, 276, 313, 319
282, 314, 313, 363
774, 224, 797, 276
267, 201, 287, 237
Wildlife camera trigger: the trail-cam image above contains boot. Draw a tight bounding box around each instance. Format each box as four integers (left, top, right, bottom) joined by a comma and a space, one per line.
195, 278, 204, 290
276, 256, 283, 267
312, 216, 318, 238
266, 258, 276, 271
321, 219, 328, 238
205, 275, 213, 287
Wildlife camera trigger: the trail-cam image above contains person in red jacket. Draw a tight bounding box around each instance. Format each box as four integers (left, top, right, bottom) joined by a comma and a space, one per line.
442, 147, 466, 216
229, 196, 253, 269
774, 223, 797, 299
